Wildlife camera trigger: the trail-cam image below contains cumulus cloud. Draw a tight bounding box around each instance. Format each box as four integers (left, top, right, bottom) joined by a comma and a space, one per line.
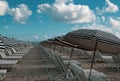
82, 24, 113, 33
10, 4, 32, 24
37, 4, 51, 13
0, 0, 32, 24
105, 0, 119, 13
109, 17, 120, 27
97, 0, 119, 14
37, 0, 95, 24
0, 0, 9, 16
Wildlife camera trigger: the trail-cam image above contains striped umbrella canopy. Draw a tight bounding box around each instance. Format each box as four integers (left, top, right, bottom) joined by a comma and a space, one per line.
62, 29, 120, 77
64, 29, 120, 54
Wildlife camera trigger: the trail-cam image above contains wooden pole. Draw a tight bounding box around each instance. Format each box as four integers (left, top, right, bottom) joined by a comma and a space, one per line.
89, 41, 98, 78
60, 46, 63, 54
68, 47, 74, 69
53, 45, 56, 51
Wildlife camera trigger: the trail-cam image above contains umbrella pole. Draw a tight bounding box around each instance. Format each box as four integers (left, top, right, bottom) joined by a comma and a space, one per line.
60, 46, 63, 54
50, 44, 52, 48
89, 41, 98, 78
68, 47, 74, 69
53, 45, 56, 51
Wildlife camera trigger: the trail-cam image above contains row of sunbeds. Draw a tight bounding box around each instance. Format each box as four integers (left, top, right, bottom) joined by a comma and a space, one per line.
40, 45, 108, 81
0, 36, 33, 80
49, 45, 120, 71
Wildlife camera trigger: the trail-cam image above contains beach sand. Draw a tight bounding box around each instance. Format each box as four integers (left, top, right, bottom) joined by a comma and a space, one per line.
3, 46, 48, 81
46, 45, 120, 81
3, 46, 120, 81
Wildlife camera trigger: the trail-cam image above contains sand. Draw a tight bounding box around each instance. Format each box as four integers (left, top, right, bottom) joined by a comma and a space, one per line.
3, 46, 48, 81
59, 47, 120, 81
3, 46, 120, 81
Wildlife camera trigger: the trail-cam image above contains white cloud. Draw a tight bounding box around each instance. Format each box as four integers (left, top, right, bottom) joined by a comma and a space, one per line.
109, 17, 120, 27
33, 35, 39, 40
0, 1, 32, 24
37, 0, 96, 24
37, 4, 51, 13
0, 0, 9, 16
97, 0, 119, 14
105, 0, 119, 13
101, 16, 105, 22
10, 4, 32, 24
79, 24, 113, 33
55, 0, 73, 5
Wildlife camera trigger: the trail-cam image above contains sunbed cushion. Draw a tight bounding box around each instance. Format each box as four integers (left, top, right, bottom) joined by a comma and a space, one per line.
70, 63, 88, 81
89, 75, 106, 81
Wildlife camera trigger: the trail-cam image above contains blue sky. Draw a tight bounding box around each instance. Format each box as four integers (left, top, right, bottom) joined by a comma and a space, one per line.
0, 0, 120, 41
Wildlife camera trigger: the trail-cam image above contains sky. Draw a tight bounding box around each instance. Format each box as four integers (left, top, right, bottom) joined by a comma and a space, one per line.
0, 0, 120, 42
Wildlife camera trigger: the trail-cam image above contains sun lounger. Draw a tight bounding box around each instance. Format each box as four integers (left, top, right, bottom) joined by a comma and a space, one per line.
39, 46, 80, 81
93, 50, 113, 63
77, 50, 90, 59
49, 49, 81, 65
0, 50, 22, 60
48, 55, 73, 81
0, 69, 7, 80
108, 54, 120, 71
101, 55, 113, 63
61, 56, 69, 60
5, 48, 25, 56
70, 63, 106, 81
63, 60, 81, 65
12, 47, 29, 54
48, 53, 78, 81
40, 46, 52, 60
0, 60, 18, 70
83, 69, 108, 79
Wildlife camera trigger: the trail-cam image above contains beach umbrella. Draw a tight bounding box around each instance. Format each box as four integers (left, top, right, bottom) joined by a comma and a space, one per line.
60, 29, 120, 77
